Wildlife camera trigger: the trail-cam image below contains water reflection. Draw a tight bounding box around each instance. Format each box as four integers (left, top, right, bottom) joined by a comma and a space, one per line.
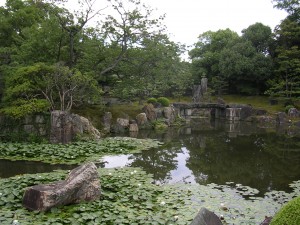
109, 120, 300, 194
0, 159, 76, 178
1, 119, 300, 195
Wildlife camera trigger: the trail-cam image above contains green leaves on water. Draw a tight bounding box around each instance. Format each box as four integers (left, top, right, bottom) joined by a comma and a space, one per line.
0, 137, 162, 164
0, 167, 299, 224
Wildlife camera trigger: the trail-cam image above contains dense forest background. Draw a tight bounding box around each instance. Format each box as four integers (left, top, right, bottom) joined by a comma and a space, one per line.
0, 0, 299, 118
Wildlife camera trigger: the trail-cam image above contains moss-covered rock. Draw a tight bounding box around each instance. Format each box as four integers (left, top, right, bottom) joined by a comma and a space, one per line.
270, 196, 300, 225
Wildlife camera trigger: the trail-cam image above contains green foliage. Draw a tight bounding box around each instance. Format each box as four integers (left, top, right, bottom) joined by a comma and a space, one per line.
0, 137, 162, 164
0, 168, 299, 224
152, 119, 168, 130
270, 196, 300, 225
1, 63, 102, 118
285, 104, 295, 113
1, 99, 49, 119
157, 97, 170, 107
147, 98, 157, 104
190, 24, 274, 96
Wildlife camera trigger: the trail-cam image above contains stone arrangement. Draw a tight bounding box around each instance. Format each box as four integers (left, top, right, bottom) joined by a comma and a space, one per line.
22, 162, 101, 212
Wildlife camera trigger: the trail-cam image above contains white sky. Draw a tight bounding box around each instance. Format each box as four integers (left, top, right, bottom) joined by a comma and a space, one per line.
0, 0, 287, 47
142, 0, 288, 46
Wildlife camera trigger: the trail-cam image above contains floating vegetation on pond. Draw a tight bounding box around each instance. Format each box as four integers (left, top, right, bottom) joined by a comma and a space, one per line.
0, 137, 162, 164
0, 167, 299, 224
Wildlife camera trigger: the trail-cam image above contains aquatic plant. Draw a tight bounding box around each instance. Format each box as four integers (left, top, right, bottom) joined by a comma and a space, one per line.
0, 137, 162, 164
0, 168, 299, 224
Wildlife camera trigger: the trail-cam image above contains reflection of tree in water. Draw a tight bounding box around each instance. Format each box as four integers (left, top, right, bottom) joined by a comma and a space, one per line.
185, 131, 300, 193
128, 143, 181, 184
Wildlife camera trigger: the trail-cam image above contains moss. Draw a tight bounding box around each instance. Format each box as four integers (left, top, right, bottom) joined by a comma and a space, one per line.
270, 196, 300, 225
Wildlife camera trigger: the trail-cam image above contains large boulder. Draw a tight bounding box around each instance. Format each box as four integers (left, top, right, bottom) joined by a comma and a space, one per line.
50, 111, 100, 144
129, 120, 139, 132
142, 104, 157, 121
136, 113, 148, 126
72, 114, 101, 140
22, 162, 100, 212
190, 208, 223, 225
113, 118, 130, 133
288, 107, 299, 118
163, 107, 176, 122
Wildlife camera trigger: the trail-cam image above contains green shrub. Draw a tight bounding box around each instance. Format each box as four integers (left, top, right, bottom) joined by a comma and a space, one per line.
152, 119, 168, 130
147, 97, 157, 104
157, 97, 170, 107
270, 196, 300, 225
285, 105, 294, 113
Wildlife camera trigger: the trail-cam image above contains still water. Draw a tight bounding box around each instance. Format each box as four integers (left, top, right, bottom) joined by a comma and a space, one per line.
1, 119, 300, 195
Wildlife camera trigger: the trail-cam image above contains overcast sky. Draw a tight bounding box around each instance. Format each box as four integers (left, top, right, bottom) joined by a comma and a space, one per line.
0, 0, 287, 47
142, 0, 288, 46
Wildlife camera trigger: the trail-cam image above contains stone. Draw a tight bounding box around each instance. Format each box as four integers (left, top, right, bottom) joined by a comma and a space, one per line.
163, 106, 176, 124
113, 118, 129, 133
142, 104, 157, 121
155, 108, 163, 119
288, 107, 299, 118
103, 112, 112, 133
255, 116, 276, 125
228, 104, 253, 120
276, 112, 287, 124
226, 108, 241, 121
22, 162, 100, 212
190, 208, 223, 225
71, 114, 101, 141
50, 111, 73, 144
129, 123, 139, 132
260, 216, 272, 225
201, 77, 208, 94
136, 113, 148, 126
193, 85, 202, 103
116, 118, 129, 128
50, 111, 101, 144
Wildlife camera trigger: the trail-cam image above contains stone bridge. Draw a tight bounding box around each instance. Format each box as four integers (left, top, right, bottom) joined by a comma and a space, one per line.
172, 102, 252, 121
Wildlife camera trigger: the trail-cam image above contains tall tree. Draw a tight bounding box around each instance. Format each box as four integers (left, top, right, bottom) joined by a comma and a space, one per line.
267, 17, 300, 97
98, 0, 166, 76
49, 0, 106, 67
189, 29, 239, 94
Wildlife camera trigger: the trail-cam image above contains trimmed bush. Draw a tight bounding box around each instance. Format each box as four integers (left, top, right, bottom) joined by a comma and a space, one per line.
270, 196, 300, 225
147, 97, 157, 104
285, 105, 294, 113
157, 97, 170, 107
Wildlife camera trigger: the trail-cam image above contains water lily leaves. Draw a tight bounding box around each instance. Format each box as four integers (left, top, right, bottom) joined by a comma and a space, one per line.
0, 137, 162, 164
0, 167, 299, 224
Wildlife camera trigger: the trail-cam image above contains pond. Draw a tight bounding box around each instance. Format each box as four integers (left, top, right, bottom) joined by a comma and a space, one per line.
1, 119, 300, 196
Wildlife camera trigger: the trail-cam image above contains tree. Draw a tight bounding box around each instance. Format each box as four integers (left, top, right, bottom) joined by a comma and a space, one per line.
190, 25, 274, 95
98, 0, 166, 76
1, 63, 101, 118
111, 34, 190, 101
266, 17, 300, 97
272, 0, 300, 18
189, 29, 239, 94
242, 22, 273, 54
48, 0, 106, 67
